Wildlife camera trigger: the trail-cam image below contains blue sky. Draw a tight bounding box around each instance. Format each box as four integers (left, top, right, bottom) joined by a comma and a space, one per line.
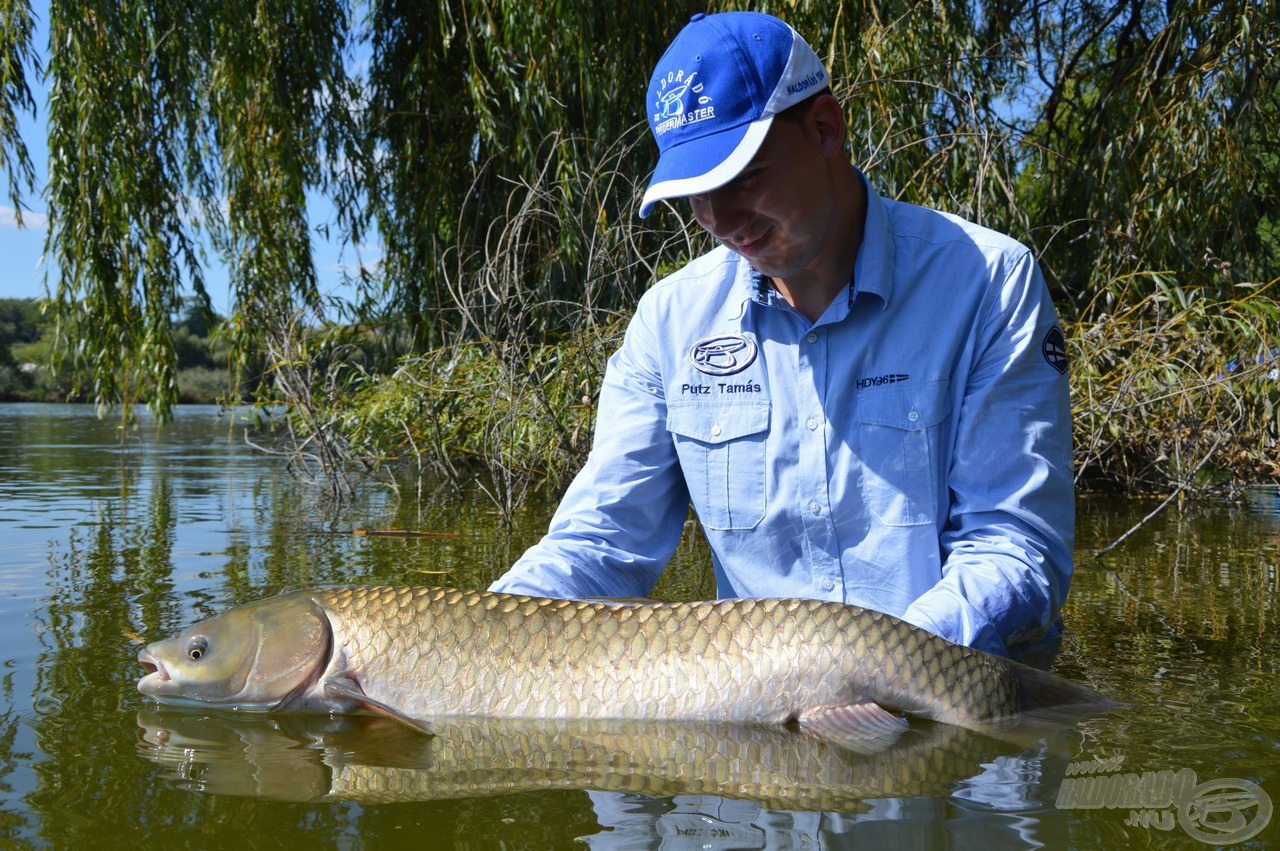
0, 0, 374, 317
0, 72, 49, 307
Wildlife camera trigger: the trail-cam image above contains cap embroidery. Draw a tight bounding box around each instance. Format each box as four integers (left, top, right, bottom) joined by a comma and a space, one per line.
653, 70, 715, 136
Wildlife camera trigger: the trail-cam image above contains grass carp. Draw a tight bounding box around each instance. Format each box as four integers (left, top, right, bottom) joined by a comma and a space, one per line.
137, 586, 1113, 743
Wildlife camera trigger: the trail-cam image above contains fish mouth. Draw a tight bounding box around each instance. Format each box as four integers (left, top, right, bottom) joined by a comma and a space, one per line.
136, 649, 230, 707
137, 649, 170, 692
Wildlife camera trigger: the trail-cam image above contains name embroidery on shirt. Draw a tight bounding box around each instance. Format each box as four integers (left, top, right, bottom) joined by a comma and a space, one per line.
679, 382, 763, 395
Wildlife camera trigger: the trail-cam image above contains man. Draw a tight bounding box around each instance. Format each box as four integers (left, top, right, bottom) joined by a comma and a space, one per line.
489, 11, 1074, 660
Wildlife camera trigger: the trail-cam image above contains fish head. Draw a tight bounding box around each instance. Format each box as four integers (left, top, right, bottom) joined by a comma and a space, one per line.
138, 592, 331, 711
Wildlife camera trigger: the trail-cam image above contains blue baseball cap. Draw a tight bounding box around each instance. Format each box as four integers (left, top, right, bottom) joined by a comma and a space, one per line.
639, 12, 829, 217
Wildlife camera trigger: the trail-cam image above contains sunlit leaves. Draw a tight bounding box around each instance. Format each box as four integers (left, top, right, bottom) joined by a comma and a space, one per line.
209, 0, 356, 383
45, 0, 203, 417
19, 0, 1279, 489
44, 0, 355, 420
0, 0, 37, 216
1017, 0, 1278, 306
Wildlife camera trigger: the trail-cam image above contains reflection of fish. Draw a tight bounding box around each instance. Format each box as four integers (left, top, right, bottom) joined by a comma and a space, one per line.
135, 709, 1040, 809
137, 586, 1113, 742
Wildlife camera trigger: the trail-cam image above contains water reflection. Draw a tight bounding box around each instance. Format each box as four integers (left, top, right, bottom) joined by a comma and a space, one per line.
135, 711, 1053, 807
1065, 496, 1280, 711
135, 709, 1097, 846
2, 405, 1279, 847
1244, 485, 1280, 518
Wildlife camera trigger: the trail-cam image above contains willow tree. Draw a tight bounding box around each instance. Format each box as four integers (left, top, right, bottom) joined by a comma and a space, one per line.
1, 0, 37, 218
34, 0, 357, 416
1013, 0, 1278, 303
1007, 0, 1280, 487
0, 0, 1275, 487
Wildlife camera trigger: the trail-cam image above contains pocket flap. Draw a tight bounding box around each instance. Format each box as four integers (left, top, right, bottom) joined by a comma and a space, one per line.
856, 380, 950, 431
667, 401, 770, 444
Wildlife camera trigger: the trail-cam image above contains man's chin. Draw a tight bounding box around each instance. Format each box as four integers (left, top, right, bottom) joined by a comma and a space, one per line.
741, 256, 798, 280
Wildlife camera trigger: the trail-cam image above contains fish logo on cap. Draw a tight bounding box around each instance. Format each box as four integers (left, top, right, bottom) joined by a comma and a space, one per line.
653, 71, 714, 135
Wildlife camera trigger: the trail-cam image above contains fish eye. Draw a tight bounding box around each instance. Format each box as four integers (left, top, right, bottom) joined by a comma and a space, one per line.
187, 637, 209, 662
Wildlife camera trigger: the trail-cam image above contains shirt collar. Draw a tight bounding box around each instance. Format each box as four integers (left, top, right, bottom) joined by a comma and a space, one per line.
851, 167, 895, 310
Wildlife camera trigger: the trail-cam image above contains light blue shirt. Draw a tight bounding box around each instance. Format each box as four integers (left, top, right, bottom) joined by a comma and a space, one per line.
490, 176, 1074, 658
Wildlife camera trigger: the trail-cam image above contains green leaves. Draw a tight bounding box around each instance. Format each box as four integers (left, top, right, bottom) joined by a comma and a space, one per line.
45, 0, 195, 417
41, 0, 356, 420
0, 0, 37, 216
11, 0, 1277, 489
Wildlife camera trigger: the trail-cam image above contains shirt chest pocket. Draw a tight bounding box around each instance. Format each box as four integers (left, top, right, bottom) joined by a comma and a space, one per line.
855, 380, 951, 527
667, 401, 770, 531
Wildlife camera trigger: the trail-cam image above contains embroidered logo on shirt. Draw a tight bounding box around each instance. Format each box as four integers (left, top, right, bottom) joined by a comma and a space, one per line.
856, 373, 910, 390
1042, 326, 1068, 374
689, 334, 758, 376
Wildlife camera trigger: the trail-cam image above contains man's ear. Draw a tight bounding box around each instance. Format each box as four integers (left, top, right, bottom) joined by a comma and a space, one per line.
808, 94, 847, 158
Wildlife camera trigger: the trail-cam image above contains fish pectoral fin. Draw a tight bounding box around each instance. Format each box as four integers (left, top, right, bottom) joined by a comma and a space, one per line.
797, 702, 909, 755
322, 677, 435, 736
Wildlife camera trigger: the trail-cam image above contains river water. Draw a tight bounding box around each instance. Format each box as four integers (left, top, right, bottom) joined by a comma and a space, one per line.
0, 403, 1276, 849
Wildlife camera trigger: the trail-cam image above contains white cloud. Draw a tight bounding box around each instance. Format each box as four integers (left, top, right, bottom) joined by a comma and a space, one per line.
0, 205, 47, 230
320, 241, 384, 277
323, 256, 384, 277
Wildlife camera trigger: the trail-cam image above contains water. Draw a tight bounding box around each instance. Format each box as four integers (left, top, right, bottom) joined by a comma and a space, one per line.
0, 403, 1277, 848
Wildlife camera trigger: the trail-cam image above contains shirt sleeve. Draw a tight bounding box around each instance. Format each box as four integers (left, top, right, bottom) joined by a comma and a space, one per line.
900, 249, 1074, 659
487, 298, 690, 599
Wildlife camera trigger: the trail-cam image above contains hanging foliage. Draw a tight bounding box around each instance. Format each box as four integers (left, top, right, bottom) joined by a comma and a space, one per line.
0, 0, 1275, 491
0, 0, 37, 217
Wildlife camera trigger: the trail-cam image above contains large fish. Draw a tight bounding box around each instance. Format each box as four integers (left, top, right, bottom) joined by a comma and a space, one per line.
137, 586, 1113, 743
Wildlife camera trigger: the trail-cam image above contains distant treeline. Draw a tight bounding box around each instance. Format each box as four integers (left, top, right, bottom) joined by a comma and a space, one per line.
0, 1, 1275, 500
0, 298, 234, 405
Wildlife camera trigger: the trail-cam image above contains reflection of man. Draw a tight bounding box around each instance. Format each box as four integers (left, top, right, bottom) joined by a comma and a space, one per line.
490, 11, 1074, 660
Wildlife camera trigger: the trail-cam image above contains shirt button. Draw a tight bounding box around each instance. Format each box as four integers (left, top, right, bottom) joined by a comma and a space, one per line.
821, 578, 835, 591
908, 411, 920, 423
809, 501, 822, 515
806, 333, 818, 344
710, 424, 722, 438
806, 418, 819, 431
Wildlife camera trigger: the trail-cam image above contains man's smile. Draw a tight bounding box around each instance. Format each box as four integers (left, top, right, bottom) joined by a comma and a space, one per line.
733, 227, 773, 257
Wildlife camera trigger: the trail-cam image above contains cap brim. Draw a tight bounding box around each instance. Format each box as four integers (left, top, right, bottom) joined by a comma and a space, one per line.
639, 116, 773, 217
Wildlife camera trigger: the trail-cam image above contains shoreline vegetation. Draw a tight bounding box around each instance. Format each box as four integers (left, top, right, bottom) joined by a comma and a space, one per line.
1, 1, 1275, 506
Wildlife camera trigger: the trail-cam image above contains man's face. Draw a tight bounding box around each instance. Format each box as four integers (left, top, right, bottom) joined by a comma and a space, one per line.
687, 110, 838, 283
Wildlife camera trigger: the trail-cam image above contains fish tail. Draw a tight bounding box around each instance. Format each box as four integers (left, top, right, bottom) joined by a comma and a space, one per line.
1011, 661, 1119, 717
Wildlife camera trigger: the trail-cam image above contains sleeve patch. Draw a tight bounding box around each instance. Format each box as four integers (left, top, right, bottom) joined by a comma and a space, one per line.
1042, 326, 1068, 374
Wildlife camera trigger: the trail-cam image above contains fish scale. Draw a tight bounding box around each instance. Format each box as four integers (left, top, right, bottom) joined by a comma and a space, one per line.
138, 585, 1112, 734
313, 586, 1018, 726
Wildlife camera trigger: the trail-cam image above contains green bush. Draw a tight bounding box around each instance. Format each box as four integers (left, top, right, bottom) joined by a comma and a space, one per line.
177, 367, 234, 405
